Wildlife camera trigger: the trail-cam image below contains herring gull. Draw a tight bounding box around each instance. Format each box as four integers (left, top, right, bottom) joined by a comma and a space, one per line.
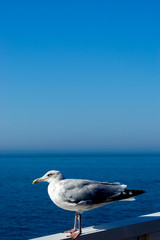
32, 170, 145, 239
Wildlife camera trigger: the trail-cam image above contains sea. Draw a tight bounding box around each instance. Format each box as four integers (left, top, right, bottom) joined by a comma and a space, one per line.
0, 153, 160, 240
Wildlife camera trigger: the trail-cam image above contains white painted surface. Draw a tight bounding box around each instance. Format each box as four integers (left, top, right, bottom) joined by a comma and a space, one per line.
30, 212, 160, 240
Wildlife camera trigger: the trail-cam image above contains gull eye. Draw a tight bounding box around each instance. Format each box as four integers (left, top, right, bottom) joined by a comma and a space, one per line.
47, 173, 53, 177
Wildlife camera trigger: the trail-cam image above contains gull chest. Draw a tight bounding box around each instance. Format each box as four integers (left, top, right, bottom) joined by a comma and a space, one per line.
48, 183, 67, 209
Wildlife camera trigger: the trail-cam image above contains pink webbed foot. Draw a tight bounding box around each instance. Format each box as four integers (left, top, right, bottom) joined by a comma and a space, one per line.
69, 230, 81, 240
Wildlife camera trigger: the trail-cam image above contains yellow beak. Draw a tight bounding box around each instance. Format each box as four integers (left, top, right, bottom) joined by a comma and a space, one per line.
32, 178, 42, 184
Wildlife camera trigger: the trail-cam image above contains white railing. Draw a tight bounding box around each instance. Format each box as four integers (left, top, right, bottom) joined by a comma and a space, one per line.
30, 212, 160, 240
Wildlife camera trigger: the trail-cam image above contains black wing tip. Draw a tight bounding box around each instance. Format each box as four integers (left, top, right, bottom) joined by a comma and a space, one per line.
136, 189, 146, 194
127, 189, 146, 196
140, 190, 146, 194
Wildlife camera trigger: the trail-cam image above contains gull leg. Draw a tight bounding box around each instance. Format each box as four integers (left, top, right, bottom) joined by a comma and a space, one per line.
70, 213, 82, 239
63, 212, 78, 233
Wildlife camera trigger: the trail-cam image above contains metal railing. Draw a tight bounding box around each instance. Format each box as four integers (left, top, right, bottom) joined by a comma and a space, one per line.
30, 212, 160, 240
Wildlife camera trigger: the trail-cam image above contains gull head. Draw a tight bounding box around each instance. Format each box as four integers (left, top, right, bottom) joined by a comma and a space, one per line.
32, 170, 64, 184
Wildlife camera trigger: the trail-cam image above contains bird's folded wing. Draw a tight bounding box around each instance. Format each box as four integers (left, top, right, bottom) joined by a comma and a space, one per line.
61, 179, 125, 205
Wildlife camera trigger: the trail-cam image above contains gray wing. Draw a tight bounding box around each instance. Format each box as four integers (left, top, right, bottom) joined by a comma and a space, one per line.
61, 179, 126, 205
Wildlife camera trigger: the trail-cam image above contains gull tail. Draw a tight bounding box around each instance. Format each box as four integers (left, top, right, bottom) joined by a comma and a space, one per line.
120, 189, 146, 201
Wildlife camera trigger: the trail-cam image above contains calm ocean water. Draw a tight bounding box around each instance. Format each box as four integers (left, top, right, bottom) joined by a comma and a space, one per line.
0, 153, 160, 240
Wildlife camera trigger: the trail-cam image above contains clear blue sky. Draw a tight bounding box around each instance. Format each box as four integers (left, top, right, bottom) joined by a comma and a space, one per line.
0, 0, 160, 153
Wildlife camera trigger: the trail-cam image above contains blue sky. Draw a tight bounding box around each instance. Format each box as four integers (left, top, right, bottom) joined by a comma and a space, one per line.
0, 0, 160, 152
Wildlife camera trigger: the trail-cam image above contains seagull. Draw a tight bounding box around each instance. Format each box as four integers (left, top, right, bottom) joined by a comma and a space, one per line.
32, 170, 145, 239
